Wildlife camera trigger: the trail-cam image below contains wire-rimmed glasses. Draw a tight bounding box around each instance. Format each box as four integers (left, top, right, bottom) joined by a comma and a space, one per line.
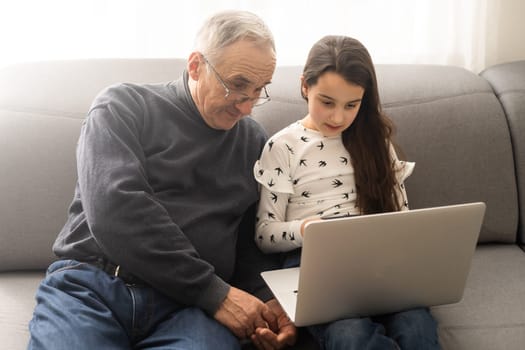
201, 55, 270, 107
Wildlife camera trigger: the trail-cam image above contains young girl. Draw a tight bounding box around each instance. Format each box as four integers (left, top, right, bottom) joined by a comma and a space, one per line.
253, 36, 439, 350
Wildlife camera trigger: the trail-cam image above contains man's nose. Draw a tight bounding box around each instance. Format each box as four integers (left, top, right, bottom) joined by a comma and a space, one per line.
235, 100, 254, 116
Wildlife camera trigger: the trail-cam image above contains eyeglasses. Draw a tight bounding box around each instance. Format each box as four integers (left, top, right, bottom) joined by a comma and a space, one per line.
201, 55, 270, 107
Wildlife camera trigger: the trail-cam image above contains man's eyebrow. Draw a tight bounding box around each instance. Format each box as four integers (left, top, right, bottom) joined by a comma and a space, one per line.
230, 75, 272, 89
232, 76, 251, 83
318, 93, 362, 103
229, 75, 252, 86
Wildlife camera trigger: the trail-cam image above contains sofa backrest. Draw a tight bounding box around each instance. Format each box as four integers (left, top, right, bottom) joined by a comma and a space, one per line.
0, 59, 187, 271
377, 65, 518, 243
0, 59, 520, 272
481, 61, 525, 245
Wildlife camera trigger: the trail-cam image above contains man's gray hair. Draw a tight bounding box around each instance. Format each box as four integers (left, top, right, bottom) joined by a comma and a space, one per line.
194, 10, 275, 62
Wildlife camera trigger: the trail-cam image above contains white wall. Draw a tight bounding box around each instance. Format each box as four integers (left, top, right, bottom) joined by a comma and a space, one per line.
0, 0, 523, 72
486, 0, 525, 68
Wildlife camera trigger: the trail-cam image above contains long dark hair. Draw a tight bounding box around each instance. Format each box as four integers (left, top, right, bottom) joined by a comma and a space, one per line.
302, 35, 400, 214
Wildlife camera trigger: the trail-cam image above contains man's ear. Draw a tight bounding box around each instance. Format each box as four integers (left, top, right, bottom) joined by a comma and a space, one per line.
187, 52, 202, 81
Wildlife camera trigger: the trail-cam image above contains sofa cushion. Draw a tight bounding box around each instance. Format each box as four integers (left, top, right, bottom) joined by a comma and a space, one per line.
0, 111, 81, 271
481, 61, 525, 245
0, 59, 188, 271
0, 272, 44, 349
0, 59, 188, 116
431, 245, 525, 349
377, 65, 518, 243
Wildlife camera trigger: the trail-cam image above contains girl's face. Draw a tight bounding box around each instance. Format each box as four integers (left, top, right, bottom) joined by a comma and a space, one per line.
301, 71, 365, 137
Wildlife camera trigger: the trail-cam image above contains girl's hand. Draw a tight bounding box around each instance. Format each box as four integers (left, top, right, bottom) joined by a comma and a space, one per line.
300, 217, 321, 236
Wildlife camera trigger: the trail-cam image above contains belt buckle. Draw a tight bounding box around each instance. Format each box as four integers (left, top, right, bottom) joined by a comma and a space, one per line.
114, 265, 121, 277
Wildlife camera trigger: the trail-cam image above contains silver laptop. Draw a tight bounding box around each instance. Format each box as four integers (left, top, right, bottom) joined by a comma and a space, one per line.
261, 202, 486, 327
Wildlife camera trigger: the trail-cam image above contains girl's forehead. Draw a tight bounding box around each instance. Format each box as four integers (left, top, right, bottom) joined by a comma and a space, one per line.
313, 72, 365, 99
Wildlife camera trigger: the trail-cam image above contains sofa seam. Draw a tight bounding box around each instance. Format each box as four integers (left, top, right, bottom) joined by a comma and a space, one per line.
484, 87, 523, 246
494, 89, 525, 98
0, 106, 85, 120
3, 91, 498, 115
439, 322, 525, 330
380, 91, 494, 109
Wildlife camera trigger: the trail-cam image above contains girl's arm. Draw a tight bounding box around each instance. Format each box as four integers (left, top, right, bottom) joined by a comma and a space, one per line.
255, 185, 304, 254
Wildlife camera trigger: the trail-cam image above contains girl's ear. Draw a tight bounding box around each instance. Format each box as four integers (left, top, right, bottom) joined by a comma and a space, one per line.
187, 52, 202, 81
300, 75, 309, 99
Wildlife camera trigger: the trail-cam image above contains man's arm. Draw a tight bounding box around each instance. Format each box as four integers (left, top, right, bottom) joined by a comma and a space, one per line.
215, 204, 296, 342
231, 204, 282, 301
77, 87, 229, 314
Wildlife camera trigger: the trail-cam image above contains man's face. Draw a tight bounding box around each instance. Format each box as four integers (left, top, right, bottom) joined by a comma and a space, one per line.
189, 40, 276, 130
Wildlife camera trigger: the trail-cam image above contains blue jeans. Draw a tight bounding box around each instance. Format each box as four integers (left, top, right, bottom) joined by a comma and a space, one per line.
307, 308, 439, 350
28, 259, 241, 350
283, 250, 440, 350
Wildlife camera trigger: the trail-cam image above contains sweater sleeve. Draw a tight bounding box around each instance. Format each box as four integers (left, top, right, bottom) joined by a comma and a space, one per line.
253, 138, 303, 253
77, 87, 228, 315
390, 144, 415, 211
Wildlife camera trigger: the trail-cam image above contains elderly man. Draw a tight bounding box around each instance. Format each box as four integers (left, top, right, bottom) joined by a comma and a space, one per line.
28, 10, 297, 350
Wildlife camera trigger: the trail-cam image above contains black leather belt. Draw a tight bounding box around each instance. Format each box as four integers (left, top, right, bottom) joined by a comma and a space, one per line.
90, 259, 145, 285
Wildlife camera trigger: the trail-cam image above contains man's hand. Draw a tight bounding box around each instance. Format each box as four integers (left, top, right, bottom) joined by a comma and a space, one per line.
251, 298, 298, 349
214, 287, 278, 339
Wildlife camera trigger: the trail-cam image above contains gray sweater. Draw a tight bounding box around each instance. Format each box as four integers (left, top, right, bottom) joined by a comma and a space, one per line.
53, 71, 269, 314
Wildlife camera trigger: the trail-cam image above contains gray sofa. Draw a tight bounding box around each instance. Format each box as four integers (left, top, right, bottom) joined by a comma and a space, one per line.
1, 58, 524, 350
